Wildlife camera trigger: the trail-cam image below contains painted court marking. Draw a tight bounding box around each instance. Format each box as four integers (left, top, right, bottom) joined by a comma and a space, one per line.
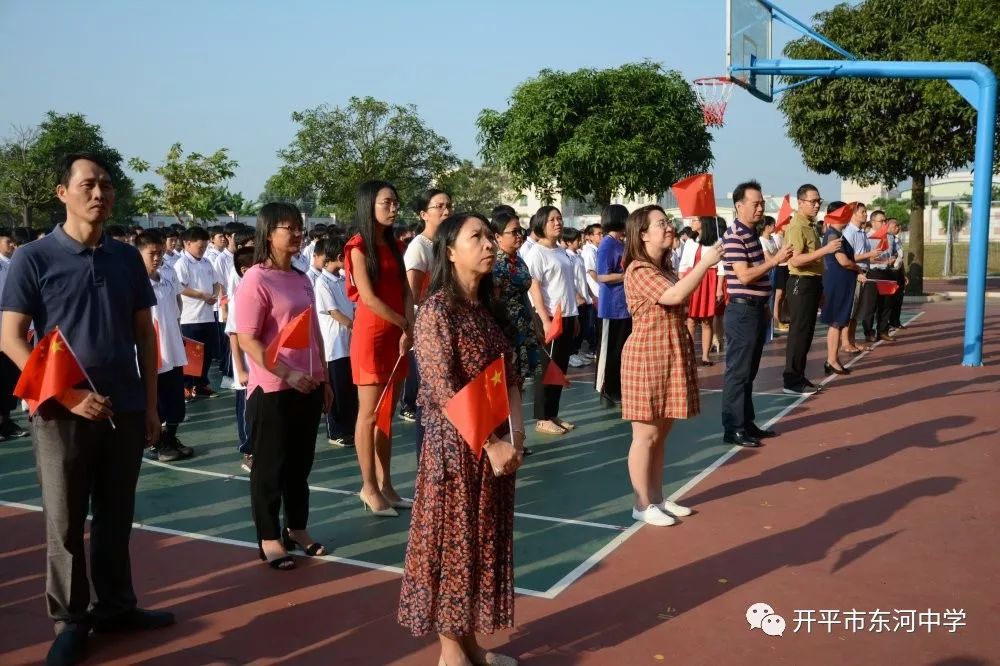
2, 312, 924, 600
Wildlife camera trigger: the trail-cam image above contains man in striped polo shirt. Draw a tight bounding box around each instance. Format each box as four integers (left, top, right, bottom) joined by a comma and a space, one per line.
722, 181, 792, 447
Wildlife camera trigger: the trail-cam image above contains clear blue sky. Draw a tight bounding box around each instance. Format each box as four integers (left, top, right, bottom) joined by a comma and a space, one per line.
0, 0, 847, 203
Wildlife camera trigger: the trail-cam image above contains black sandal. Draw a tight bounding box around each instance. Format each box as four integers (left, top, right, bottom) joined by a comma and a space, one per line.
282, 528, 328, 557
258, 543, 296, 570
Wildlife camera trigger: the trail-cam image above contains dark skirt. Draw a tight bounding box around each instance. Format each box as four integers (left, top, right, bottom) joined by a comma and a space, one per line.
820, 270, 856, 327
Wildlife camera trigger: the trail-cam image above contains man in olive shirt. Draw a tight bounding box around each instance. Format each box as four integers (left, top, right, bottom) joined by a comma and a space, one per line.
782, 184, 841, 395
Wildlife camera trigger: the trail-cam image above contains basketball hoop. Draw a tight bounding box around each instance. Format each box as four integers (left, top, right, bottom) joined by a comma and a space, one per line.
693, 76, 735, 128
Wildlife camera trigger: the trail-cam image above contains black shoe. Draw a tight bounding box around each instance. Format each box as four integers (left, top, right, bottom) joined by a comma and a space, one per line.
782, 384, 818, 396
92, 608, 175, 634
599, 392, 621, 408
747, 424, 777, 439
0, 419, 29, 439
47, 626, 89, 666
144, 445, 183, 462
168, 433, 194, 458
399, 409, 417, 423
823, 362, 850, 376
723, 431, 762, 448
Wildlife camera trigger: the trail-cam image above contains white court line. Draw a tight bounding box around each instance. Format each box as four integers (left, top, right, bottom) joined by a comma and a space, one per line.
0, 500, 551, 598
537, 310, 925, 598
141, 459, 626, 532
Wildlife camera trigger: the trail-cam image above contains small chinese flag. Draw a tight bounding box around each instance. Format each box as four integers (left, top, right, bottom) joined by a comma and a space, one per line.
870, 279, 899, 296
542, 358, 571, 388
444, 356, 510, 459
671, 173, 717, 218
824, 202, 856, 226
776, 194, 793, 233
544, 305, 563, 344
375, 381, 396, 439
869, 223, 889, 252
182, 338, 205, 377
14, 328, 87, 415
265, 306, 312, 368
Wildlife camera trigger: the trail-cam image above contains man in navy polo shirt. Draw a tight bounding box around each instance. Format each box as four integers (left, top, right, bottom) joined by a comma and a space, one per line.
0, 153, 174, 666
721, 181, 792, 447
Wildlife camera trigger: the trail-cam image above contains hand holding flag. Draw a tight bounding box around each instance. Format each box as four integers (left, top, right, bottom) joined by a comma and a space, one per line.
265, 306, 313, 368
443, 356, 511, 459
544, 305, 563, 344
374, 354, 406, 439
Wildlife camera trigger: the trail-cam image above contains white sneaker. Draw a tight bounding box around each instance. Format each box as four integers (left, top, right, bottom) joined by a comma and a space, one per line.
658, 499, 693, 517
583, 351, 596, 360
220, 376, 235, 390
632, 505, 676, 526
568, 354, 587, 367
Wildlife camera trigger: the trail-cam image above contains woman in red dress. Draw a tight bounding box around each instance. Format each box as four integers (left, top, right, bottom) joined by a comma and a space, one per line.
678, 216, 726, 366
345, 180, 415, 516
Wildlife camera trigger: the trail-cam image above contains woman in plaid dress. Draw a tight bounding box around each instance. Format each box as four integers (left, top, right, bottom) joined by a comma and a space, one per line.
621, 205, 722, 526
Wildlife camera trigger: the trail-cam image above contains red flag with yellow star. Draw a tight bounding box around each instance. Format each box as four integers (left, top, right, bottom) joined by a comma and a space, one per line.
776, 194, 793, 233
444, 356, 510, 459
671, 173, 717, 217
13, 328, 87, 415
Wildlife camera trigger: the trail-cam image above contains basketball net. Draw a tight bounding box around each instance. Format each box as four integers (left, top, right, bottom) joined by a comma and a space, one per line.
693, 77, 735, 128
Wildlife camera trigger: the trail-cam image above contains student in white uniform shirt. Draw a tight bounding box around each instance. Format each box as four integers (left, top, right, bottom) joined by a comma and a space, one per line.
174, 226, 222, 398
314, 238, 358, 448
401, 188, 451, 457
226, 247, 255, 472
524, 205, 579, 435
561, 227, 592, 368
0, 227, 28, 441
580, 223, 603, 358
136, 232, 194, 462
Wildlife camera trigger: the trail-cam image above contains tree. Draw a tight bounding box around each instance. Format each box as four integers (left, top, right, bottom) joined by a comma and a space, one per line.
870, 197, 912, 229
0, 112, 134, 227
778, 0, 1000, 294
269, 97, 456, 222
132, 182, 163, 226
130, 143, 237, 224
476, 61, 712, 208
435, 160, 509, 215
938, 201, 968, 235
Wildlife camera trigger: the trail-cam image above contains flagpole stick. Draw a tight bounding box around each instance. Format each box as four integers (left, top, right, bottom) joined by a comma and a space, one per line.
374, 353, 405, 414
56, 328, 116, 430
308, 306, 314, 377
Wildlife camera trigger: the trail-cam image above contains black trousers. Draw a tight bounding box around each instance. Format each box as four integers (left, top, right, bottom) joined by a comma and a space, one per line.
891, 268, 906, 326
156, 366, 186, 425
722, 300, 768, 433
401, 349, 418, 413
217, 320, 231, 376
247, 387, 323, 541
326, 358, 358, 441
32, 410, 146, 631
574, 303, 593, 354
783, 275, 822, 389
180, 322, 218, 389
0, 352, 21, 417
596, 317, 631, 398
534, 315, 577, 421
862, 268, 895, 336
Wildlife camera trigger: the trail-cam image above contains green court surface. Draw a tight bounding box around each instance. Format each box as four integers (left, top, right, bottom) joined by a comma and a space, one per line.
0, 382, 797, 598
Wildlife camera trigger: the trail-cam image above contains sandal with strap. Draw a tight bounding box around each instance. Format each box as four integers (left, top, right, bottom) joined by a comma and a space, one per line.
281, 528, 328, 557
258, 543, 296, 570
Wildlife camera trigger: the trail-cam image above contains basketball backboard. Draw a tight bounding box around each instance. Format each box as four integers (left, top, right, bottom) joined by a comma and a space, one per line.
727, 0, 773, 102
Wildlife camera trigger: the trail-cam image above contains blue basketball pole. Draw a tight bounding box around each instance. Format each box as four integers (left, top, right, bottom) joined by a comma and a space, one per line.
738, 58, 997, 366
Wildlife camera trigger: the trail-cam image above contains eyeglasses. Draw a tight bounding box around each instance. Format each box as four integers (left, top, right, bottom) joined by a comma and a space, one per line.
503, 229, 525, 237
426, 202, 453, 211
377, 199, 401, 210
799, 198, 823, 206
275, 224, 303, 234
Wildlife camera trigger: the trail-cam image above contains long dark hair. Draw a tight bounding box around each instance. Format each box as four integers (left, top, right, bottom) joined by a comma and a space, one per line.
697, 216, 722, 246
427, 213, 506, 328
623, 205, 675, 275
356, 180, 405, 283
253, 202, 304, 271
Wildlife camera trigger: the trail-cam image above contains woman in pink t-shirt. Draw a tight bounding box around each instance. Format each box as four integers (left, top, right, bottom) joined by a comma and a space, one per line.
235, 202, 332, 570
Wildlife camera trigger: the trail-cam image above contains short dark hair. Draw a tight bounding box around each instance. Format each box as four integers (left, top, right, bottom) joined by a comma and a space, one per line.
57, 152, 113, 187
324, 236, 346, 262
491, 204, 516, 218
530, 206, 561, 239
234, 226, 255, 248
163, 228, 179, 240
0, 227, 12, 240
583, 223, 602, 237
869, 208, 886, 219
796, 183, 819, 200
223, 221, 243, 236
206, 225, 224, 238
182, 226, 210, 243
135, 232, 164, 250
234, 246, 255, 274
105, 224, 128, 240
679, 226, 694, 240
732, 180, 763, 205
827, 200, 846, 214
491, 211, 519, 234
600, 204, 629, 234
561, 227, 581, 244
312, 238, 329, 258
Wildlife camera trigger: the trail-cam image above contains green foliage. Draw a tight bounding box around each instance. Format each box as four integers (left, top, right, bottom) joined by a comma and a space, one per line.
131, 144, 237, 224
435, 160, 508, 215
477, 61, 712, 207
870, 197, 911, 228
268, 97, 456, 222
937, 201, 968, 233
779, 0, 1000, 186
0, 112, 134, 227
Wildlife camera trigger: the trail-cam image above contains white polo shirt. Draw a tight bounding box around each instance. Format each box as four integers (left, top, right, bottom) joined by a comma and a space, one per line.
150, 270, 187, 372
315, 270, 353, 361
524, 243, 579, 317
580, 242, 599, 300
404, 233, 434, 303
174, 251, 219, 324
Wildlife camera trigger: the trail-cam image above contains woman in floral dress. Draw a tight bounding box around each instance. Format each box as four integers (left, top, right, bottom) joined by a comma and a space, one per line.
399, 213, 526, 666
490, 210, 543, 381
